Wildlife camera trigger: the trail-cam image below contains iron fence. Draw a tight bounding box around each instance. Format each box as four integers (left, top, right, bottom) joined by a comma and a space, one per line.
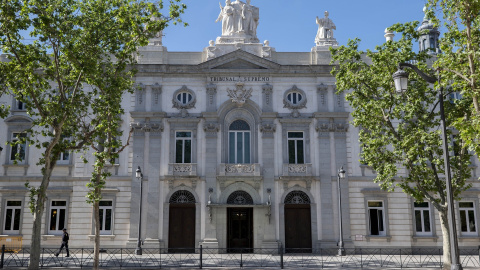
1, 245, 480, 269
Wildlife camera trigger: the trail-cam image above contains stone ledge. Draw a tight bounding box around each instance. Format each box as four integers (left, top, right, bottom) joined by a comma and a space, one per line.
365, 235, 392, 242
412, 235, 438, 242
88, 235, 116, 241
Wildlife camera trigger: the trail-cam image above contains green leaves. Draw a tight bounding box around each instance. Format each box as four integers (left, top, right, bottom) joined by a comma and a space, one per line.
0, 1, 186, 267
331, 22, 472, 212
426, 0, 480, 156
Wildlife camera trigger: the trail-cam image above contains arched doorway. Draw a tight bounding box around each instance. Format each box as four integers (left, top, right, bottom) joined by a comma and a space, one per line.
284, 191, 312, 253
168, 190, 196, 252
227, 191, 254, 253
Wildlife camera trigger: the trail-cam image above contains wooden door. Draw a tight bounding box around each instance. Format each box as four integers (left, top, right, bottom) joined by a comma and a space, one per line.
168, 203, 195, 253
284, 204, 312, 253
227, 208, 253, 253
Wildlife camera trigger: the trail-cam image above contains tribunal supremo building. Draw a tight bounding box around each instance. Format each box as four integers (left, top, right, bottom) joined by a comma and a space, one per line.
0, 1, 479, 251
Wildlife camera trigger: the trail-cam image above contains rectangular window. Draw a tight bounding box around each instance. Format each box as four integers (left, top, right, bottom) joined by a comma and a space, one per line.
414, 202, 431, 235
99, 201, 113, 235
288, 132, 304, 164
175, 131, 192, 163
368, 201, 385, 236
459, 202, 476, 234
14, 97, 26, 111
228, 131, 250, 164
4, 201, 22, 234
10, 133, 27, 162
57, 151, 70, 164
56, 136, 70, 164
48, 201, 67, 234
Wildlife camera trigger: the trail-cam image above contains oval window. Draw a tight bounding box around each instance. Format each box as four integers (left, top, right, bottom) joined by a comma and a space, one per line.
287, 92, 303, 105
177, 92, 193, 105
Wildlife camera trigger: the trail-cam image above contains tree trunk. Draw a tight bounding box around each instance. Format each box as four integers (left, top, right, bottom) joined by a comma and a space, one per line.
28, 167, 53, 270
28, 193, 46, 269
438, 209, 452, 270
93, 200, 100, 270
93, 186, 101, 270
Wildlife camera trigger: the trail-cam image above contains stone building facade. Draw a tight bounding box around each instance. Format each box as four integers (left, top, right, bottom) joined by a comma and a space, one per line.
0, 1, 479, 251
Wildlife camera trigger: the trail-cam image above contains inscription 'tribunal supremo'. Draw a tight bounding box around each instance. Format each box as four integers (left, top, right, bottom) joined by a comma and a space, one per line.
208, 76, 271, 82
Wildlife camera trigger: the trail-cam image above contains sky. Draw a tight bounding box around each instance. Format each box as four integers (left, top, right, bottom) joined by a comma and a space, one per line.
162, 0, 429, 52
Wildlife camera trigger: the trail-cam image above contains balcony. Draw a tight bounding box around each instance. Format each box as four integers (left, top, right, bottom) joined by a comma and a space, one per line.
168, 163, 197, 176
282, 163, 312, 177
218, 163, 261, 177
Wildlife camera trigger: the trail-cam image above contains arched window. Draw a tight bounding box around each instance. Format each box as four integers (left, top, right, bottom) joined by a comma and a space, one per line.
228, 120, 251, 164
284, 191, 311, 204
430, 38, 435, 49
227, 191, 254, 205
169, 190, 196, 204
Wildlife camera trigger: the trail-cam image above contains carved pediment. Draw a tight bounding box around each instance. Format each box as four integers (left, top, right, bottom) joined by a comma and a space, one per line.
215, 59, 266, 69
199, 50, 280, 70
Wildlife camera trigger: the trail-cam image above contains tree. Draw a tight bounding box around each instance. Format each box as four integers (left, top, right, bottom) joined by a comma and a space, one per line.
0, 0, 186, 269
425, 0, 480, 156
331, 22, 472, 269
87, 113, 133, 270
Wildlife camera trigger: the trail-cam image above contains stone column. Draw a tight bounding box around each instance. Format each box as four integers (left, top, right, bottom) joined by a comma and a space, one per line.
151, 83, 162, 112
135, 83, 146, 112
144, 124, 163, 246
260, 118, 278, 249
128, 124, 146, 243
262, 84, 273, 112
332, 121, 352, 248
315, 119, 335, 247
317, 84, 329, 112
201, 119, 219, 248
333, 86, 345, 112
206, 84, 217, 112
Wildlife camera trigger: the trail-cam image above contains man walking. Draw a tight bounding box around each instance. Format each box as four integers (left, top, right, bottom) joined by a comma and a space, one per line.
55, 228, 69, 257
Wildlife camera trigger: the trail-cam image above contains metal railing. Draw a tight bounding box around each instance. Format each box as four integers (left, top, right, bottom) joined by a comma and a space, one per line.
1, 245, 480, 269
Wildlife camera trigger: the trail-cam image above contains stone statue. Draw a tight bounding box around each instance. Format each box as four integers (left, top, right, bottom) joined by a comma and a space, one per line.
242, 0, 258, 37
216, 0, 235, 36
215, 0, 259, 43
316, 11, 336, 39
315, 11, 338, 46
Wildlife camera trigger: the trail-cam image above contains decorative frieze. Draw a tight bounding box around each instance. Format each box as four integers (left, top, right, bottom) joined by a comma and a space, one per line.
315, 119, 349, 133
203, 122, 219, 137
225, 164, 255, 173
260, 122, 276, 134
227, 83, 252, 107
288, 164, 307, 173
130, 122, 164, 136
282, 163, 312, 176
173, 164, 193, 173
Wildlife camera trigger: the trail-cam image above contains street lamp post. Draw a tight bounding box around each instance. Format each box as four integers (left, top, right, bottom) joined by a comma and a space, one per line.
393, 63, 462, 270
337, 166, 346, 256
135, 166, 143, 256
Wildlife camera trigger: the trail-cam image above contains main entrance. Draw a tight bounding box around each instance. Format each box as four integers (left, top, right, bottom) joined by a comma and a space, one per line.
168, 190, 196, 253
226, 190, 254, 253
284, 191, 312, 253
227, 208, 253, 253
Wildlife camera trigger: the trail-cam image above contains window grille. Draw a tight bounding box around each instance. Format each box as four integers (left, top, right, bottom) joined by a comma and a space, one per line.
284, 191, 310, 204
169, 190, 196, 204
227, 191, 253, 205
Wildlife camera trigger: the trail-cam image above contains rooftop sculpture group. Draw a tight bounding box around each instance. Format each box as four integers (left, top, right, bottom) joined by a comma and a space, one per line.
215, 0, 260, 43
205, 1, 338, 60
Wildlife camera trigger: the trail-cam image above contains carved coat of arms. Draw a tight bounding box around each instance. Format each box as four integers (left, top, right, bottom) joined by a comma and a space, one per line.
227, 83, 252, 106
